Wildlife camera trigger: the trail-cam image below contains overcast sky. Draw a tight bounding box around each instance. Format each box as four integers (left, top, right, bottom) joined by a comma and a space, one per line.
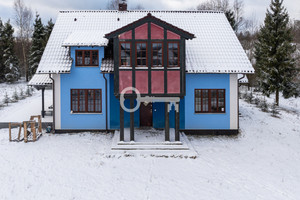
0, 0, 299, 26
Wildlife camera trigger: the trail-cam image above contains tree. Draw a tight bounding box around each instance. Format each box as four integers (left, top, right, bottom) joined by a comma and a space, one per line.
44, 18, 54, 45
196, 0, 242, 32
0, 18, 5, 82
14, 0, 33, 82
254, 0, 297, 106
2, 20, 20, 83
107, 0, 119, 10
28, 13, 45, 79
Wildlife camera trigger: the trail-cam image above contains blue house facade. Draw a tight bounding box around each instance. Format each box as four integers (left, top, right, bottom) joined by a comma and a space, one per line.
31, 6, 254, 141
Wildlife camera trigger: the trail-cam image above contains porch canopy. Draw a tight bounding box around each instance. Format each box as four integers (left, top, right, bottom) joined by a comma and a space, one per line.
28, 74, 52, 118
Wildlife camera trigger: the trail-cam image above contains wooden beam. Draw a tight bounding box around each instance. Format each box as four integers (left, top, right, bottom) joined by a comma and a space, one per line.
165, 102, 170, 141
130, 98, 134, 141
175, 102, 180, 141
120, 104, 124, 141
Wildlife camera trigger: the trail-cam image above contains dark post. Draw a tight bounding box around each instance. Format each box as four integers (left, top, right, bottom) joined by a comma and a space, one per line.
165, 102, 170, 141
130, 98, 134, 141
120, 104, 124, 141
41, 87, 45, 118
175, 102, 180, 141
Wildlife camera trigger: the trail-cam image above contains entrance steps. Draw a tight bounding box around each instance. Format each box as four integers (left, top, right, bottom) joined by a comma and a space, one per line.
111, 128, 193, 151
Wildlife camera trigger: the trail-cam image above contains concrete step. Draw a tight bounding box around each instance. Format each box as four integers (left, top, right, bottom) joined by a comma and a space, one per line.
112, 145, 189, 151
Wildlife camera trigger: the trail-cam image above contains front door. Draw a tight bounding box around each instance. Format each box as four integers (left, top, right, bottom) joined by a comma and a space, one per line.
140, 103, 153, 127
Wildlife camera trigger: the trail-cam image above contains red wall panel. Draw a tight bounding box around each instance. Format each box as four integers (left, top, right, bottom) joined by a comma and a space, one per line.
167, 71, 180, 93
119, 30, 132, 39
135, 71, 148, 94
135, 23, 148, 39
167, 30, 180, 39
151, 23, 164, 39
151, 71, 164, 94
119, 71, 132, 94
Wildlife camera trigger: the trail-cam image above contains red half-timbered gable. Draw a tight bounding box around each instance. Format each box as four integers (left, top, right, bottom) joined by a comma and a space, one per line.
105, 13, 195, 98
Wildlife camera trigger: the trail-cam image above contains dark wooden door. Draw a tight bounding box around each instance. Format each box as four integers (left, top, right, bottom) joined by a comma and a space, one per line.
140, 103, 153, 127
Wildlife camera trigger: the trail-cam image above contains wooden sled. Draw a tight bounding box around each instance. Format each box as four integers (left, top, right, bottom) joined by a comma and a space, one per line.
9, 123, 24, 142
8, 115, 43, 143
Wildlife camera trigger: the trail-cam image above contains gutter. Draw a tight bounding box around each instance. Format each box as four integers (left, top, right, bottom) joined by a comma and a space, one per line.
102, 73, 108, 133
49, 74, 55, 133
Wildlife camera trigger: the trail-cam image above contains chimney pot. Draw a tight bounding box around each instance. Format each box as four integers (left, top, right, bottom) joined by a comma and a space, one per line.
119, 0, 127, 11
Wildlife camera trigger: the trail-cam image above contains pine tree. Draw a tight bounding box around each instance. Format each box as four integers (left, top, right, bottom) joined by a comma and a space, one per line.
44, 18, 54, 45
0, 18, 5, 83
28, 13, 45, 79
2, 20, 20, 83
225, 9, 237, 31
254, 0, 297, 106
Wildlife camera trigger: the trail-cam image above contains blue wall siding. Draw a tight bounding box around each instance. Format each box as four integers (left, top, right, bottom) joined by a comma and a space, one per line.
109, 74, 185, 129
184, 73, 230, 129
109, 74, 140, 129
60, 46, 107, 129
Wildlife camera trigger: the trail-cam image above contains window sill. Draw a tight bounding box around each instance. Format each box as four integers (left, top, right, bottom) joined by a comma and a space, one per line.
136, 67, 148, 69
119, 67, 132, 69
70, 111, 103, 115
194, 112, 226, 114
75, 65, 99, 67
168, 67, 180, 70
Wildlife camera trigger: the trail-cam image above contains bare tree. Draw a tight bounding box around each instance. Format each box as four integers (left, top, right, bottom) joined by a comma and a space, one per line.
106, 0, 119, 10
233, 0, 244, 32
13, 0, 32, 81
197, 0, 229, 12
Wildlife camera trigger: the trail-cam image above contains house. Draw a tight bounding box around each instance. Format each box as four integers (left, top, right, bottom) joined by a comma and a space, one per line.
29, 2, 254, 141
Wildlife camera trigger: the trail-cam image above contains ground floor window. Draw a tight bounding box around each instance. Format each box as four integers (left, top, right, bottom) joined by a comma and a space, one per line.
195, 89, 225, 113
71, 89, 102, 113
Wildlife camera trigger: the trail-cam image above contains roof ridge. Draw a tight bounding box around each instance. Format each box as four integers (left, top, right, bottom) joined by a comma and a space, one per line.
59, 10, 224, 14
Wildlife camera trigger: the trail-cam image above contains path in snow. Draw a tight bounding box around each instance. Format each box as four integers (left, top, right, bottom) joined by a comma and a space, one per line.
0, 99, 299, 200
0, 88, 52, 122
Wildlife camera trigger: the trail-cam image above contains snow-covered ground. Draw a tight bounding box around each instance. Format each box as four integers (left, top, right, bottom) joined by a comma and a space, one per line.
0, 80, 52, 122
0, 94, 299, 199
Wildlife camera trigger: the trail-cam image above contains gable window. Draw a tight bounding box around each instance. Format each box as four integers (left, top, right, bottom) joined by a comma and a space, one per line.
120, 42, 131, 67
71, 89, 102, 113
136, 42, 147, 67
152, 42, 163, 67
195, 89, 225, 113
168, 42, 179, 67
76, 50, 98, 66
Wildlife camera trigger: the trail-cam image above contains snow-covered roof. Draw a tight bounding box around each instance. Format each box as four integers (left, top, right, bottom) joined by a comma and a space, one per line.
101, 58, 114, 73
28, 74, 52, 86
62, 31, 109, 47
238, 74, 248, 83
36, 10, 254, 74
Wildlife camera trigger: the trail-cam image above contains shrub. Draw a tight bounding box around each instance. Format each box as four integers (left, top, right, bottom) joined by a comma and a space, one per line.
26, 87, 32, 96
259, 99, 269, 112
271, 103, 280, 117
19, 88, 25, 100
12, 89, 19, 102
3, 92, 10, 106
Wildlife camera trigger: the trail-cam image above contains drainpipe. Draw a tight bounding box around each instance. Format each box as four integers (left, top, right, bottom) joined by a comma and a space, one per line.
102, 73, 108, 133
238, 74, 245, 87
237, 74, 245, 130
49, 74, 55, 133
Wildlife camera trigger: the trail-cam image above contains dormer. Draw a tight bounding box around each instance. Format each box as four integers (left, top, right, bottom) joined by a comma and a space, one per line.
105, 13, 195, 98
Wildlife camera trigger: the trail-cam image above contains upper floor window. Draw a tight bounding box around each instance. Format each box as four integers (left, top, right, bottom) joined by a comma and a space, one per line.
168, 42, 179, 67
71, 89, 102, 113
195, 89, 225, 113
136, 42, 147, 67
120, 42, 131, 67
76, 50, 98, 66
152, 42, 163, 67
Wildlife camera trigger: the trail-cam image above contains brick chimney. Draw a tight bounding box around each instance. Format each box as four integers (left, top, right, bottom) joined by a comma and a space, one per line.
118, 0, 127, 11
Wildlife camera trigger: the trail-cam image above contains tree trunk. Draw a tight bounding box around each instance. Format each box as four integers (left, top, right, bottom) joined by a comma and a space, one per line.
275, 89, 279, 106
21, 41, 28, 82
